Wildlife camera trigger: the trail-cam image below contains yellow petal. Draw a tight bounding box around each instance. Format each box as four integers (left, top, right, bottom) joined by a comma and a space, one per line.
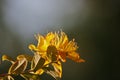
65, 39, 78, 52
58, 32, 68, 49
36, 35, 45, 47
46, 32, 55, 42
29, 44, 37, 51
58, 51, 66, 62
37, 35, 48, 51
67, 52, 85, 62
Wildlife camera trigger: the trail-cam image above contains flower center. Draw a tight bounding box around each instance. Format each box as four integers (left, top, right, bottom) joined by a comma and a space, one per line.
47, 45, 58, 62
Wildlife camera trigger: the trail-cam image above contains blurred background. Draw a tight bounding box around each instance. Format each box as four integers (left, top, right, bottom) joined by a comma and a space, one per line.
0, 0, 119, 80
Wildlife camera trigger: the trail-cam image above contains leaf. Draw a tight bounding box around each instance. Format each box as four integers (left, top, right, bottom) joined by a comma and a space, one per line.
35, 69, 44, 75
17, 54, 33, 62
44, 70, 60, 80
0, 77, 4, 80
52, 61, 62, 78
47, 45, 58, 62
20, 73, 41, 80
7, 76, 14, 80
44, 61, 62, 80
8, 58, 28, 74
2, 55, 14, 64
31, 53, 45, 73
0, 76, 14, 80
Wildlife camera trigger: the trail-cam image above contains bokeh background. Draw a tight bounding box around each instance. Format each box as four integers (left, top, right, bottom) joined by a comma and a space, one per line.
0, 0, 119, 80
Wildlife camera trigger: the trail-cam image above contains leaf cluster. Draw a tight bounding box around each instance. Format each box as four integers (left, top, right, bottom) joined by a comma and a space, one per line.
0, 50, 62, 80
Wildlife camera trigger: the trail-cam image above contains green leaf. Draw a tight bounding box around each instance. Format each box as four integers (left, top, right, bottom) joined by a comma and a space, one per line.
20, 73, 41, 80
8, 58, 28, 74
31, 53, 45, 72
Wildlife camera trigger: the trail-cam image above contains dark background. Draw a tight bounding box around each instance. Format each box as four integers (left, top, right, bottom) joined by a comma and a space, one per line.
0, 0, 119, 80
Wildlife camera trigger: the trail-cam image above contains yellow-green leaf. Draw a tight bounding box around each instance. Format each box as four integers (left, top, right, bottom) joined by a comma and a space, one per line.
20, 73, 41, 80
7, 76, 14, 80
0, 77, 4, 80
17, 54, 33, 61
2, 55, 14, 64
44, 61, 62, 80
8, 58, 27, 74
52, 61, 62, 78
45, 70, 60, 80
31, 53, 45, 73
0, 76, 14, 80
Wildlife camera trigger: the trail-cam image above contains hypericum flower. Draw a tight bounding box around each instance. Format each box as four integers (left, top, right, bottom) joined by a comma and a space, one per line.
29, 31, 85, 63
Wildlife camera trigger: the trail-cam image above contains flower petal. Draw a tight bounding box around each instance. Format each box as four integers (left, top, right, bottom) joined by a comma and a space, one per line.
28, 44, 38, 51
58, 51, 66, 62
46, 32, 55, 42
67, 52, 85, 62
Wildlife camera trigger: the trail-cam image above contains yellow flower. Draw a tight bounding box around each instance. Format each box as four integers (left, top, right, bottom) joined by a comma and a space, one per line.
29, 31, 85, 63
